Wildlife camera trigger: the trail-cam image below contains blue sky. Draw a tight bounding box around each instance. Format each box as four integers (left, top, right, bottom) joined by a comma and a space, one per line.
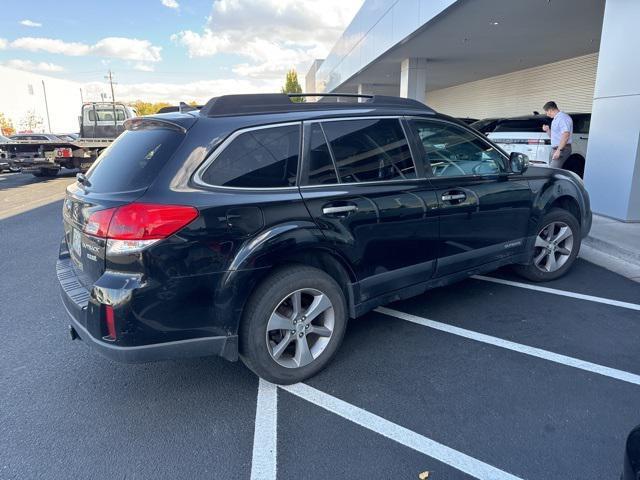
0, 0, 363, 101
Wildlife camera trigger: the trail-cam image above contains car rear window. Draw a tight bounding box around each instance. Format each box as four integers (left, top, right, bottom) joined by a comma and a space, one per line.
85, 127, 184, 193
493, 119, 548, 132
88, 109, 126, 122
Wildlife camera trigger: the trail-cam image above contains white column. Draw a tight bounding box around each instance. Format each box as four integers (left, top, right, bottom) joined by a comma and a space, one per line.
400, 58, 427, 104
357, 83, 374, 102
584, 0, 640, 221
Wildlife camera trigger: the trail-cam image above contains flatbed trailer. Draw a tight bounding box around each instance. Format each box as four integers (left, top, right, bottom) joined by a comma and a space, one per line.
6, 102, 136, 177
5, 138, 114, 176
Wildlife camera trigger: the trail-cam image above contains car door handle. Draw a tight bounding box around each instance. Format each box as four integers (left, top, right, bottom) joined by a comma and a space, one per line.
579, 136, 588, 140
322, 205, 358, 215
441, 193, 466, 202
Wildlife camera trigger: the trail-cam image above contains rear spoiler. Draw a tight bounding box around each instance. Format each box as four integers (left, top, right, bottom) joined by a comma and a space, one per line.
124, 118, 187, 133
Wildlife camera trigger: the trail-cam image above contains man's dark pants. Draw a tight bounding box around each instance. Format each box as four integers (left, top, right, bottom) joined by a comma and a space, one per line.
549, 145, 572, 169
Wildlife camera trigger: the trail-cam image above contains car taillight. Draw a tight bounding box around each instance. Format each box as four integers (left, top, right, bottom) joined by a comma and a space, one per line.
56, 147, 73, 158
84, 203, 198, 254
84, 208, 116, 237
104, 305, 117, 340
527, 139, 551, 145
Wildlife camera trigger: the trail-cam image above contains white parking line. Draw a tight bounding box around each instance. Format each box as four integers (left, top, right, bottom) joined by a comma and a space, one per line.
251, 379, 278, 480
375, 306, 640, 386
472, 275, 640, 312
282, 382, 523, 480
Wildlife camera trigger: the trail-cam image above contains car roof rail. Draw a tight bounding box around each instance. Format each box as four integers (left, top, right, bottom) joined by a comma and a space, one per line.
199, 93, 434, 117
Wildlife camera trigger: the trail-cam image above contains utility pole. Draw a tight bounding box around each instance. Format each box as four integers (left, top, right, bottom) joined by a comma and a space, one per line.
42, 80, 52, 133
104, 69, 117, 103
104, 69, 118, 129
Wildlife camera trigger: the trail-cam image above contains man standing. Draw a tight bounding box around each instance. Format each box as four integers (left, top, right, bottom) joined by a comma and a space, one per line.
542, 101, 573, 169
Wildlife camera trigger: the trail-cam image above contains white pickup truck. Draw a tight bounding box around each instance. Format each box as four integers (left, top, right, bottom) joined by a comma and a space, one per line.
5, 102, 137, 177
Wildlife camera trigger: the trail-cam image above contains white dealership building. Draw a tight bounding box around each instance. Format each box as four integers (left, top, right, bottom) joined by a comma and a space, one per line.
307, 0, 640, 222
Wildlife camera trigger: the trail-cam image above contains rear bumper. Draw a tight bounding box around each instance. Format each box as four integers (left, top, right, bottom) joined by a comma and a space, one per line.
57, 255, 239, 363
61, 296, 237, 363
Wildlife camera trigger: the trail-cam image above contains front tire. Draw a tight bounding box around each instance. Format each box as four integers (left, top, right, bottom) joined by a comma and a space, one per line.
514, 208, 581, 282
240, 265, 348, 384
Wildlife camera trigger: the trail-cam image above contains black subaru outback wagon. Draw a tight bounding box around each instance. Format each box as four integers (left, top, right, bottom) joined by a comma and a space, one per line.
58, 93, 591, 384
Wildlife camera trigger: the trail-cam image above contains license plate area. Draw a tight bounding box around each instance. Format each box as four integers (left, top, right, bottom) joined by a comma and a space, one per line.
70, 228, 83, 269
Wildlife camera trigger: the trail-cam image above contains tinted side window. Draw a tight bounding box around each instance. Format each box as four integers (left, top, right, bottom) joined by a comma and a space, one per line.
307, 123, 338, 185
321, 118, 415, 183
201, 124, 300, 188
411, 120, 505, 177
573, 114, 591, 134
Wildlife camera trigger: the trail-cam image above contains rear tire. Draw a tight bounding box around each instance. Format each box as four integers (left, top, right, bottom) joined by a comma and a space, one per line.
239, 265, 348, 384
563, 154, 585, 178
513, 208, 581, 282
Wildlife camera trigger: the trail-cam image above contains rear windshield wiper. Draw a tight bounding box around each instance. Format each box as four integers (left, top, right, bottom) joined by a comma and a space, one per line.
76, 172, 92, 188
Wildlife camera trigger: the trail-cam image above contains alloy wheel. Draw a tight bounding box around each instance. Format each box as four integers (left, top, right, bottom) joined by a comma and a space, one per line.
265, 288, 335, 369
533, 221, 574, 273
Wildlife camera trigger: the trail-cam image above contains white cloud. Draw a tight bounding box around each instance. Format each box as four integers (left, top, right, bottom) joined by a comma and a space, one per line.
20, 19, 42, 28
8, 36, 162, 62
133, 63, 154, 72
4, 59, 64, 72
11, 37, 90, 56
161, 0, 180, 9
92, 38, 162, 62
82, 77, 280, 104
172, 0, 363, 80
0, 38, 7, 50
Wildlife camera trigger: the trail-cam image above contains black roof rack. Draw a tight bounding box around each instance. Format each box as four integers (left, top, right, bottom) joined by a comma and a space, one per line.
199, 93, 433, 117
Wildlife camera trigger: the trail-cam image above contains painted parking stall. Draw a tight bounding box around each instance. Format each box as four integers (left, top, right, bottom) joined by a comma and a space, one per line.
251, 260, 640, 480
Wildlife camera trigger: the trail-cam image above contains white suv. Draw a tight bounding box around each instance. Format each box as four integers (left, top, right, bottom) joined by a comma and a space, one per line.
486, 113, 590, 177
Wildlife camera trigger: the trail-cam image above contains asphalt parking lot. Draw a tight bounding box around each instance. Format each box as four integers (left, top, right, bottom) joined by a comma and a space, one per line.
1, 172, 639, 480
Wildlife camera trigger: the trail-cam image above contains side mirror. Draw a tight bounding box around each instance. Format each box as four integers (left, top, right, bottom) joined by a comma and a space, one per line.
509, 152, 529, 174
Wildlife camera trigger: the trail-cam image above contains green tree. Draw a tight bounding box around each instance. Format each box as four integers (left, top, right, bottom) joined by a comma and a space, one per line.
128, 101, 173, 116
281, 69, 305, 102
0, 113, 15, 136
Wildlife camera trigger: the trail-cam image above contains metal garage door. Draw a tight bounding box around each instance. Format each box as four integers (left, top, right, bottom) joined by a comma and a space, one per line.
427, 53, 598, 119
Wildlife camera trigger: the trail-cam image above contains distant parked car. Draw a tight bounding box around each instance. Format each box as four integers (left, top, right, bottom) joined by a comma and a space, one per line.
55, 133, 80, 141
469, 117, 504, 134
9, 133, 65, 142
487, 113, 590, 177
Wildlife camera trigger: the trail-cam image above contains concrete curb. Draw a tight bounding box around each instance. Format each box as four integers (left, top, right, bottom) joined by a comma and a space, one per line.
583, 235, 640, 265
579, 244, 640, 283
